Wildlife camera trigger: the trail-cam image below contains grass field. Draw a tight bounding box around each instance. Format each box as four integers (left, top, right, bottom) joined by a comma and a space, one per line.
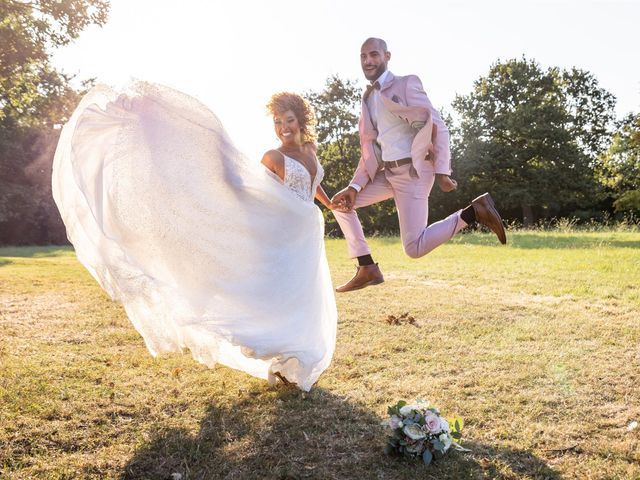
1, 230, 639, 479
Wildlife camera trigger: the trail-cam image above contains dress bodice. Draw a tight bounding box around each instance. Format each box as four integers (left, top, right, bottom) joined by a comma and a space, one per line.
283, 154, 324, 203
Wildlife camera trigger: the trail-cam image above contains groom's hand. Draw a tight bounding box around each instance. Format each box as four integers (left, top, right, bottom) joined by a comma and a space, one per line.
331, 187, 357, 212
436, 174, 458, 193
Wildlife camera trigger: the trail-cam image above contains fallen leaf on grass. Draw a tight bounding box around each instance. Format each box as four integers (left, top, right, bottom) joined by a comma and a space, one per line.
543, 444, 580, 454
385, 312, 417, 326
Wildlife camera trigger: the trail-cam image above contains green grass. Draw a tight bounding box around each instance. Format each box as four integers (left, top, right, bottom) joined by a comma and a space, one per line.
1, 230, 639, 479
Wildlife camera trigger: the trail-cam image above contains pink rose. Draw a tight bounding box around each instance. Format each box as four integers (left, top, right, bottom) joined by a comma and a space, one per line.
424, 412, 441, 433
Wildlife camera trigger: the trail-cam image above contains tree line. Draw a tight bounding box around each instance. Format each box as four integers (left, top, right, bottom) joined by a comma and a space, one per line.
307, 71, 639, 236
1, 0, 638, 245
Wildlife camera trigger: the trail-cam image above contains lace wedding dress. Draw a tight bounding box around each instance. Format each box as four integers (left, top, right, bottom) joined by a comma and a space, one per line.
52, 81, 337, 391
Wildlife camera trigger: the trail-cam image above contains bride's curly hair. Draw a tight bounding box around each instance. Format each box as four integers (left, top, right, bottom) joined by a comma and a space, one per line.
266, 92, 318, 145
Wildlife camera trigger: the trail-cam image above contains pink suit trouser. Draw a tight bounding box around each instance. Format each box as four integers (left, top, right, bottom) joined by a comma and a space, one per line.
333, 164, 466, 258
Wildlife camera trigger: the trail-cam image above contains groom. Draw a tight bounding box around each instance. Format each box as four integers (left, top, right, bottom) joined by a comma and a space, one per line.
331, 37, 506, 293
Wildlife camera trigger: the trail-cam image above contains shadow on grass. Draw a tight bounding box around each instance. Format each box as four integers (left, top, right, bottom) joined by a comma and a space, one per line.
121, 388, 559, 480
451, 232, 640, 250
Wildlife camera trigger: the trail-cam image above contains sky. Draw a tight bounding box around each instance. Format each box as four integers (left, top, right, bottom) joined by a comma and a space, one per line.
52, 0, 640, 160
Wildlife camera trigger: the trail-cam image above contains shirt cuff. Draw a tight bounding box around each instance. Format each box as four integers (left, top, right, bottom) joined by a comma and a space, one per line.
348, 183, 362, 193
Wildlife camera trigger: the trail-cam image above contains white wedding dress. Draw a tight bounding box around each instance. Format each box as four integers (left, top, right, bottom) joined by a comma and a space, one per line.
52, 81, 337, 391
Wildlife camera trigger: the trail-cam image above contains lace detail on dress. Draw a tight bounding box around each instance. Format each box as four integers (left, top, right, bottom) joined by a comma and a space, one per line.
283, 155, 324, 202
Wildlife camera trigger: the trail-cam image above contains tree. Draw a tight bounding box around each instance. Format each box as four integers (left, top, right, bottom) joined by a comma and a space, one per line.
0, 0, 109, 245
305, 75, 400, 236
451, 58, 616, 225
305, 75, 361, 197
597, 112, 640, 215
559, 68, 617, 159
1, 0, 109, 126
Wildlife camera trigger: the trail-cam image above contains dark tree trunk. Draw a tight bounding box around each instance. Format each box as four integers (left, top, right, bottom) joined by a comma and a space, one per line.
522, 204, 534, 227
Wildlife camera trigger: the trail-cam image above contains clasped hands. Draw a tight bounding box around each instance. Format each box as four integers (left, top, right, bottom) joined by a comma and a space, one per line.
329, 186, 357, 212
328, 174, 457, 212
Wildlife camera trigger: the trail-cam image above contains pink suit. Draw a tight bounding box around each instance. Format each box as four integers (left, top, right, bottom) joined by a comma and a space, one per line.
333, 72, 466, 258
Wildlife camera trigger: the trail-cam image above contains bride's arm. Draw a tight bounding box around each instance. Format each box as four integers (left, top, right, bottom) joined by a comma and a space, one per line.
308, 143, 335, 210
315, 185, 335, 210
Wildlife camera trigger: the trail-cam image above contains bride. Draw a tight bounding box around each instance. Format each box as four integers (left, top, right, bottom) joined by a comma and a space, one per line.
52, 81, 338, 391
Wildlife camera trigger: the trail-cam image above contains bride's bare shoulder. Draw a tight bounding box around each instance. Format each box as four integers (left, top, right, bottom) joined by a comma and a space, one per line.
261, 149, 285, 178
261, 149, 284, 164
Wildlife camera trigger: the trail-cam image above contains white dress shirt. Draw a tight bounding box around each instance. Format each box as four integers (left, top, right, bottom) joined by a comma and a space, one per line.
350, 70, 415, 193
367, 70, 414, 163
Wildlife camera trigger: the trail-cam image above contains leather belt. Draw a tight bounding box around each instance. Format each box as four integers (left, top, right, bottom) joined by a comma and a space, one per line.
383, 158, 412, 169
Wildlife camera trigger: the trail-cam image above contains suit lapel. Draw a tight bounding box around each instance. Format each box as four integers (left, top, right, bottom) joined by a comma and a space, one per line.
361, 86, 378, 134
380, 71, 396, 94
361, 99, 374, 132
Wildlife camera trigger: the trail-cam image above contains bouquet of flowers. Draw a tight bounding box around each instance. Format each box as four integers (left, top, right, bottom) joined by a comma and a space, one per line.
383, 399, 464, 465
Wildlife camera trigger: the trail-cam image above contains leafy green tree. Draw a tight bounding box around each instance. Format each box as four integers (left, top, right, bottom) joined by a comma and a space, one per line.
0, 0, 109, 244
1, 0, 108, 126
559, 68, 617, 159
597, 112, 640, 215
305, 75, 399, 236
451, 58, 616, 225
305, 75, 360, 195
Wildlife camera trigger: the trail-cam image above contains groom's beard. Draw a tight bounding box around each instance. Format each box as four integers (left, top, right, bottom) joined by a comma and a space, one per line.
364, 63, 386, 82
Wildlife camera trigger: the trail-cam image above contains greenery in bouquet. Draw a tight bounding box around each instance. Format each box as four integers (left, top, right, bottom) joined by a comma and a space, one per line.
383, 399, 464, 465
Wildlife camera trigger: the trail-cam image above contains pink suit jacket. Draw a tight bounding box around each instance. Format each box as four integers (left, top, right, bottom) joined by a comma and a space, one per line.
351, 72, 452, 188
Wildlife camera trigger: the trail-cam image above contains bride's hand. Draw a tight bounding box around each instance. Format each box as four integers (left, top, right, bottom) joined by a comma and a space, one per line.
327, 200, 346, 212
331, 187, 356, 212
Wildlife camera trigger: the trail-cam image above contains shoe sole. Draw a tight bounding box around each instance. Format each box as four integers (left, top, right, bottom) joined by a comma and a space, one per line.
476, 193, 507, 244
336, 278, 384, 293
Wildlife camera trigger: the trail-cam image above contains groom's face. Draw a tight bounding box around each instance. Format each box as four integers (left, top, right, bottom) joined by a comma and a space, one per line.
360, 40, 390, 82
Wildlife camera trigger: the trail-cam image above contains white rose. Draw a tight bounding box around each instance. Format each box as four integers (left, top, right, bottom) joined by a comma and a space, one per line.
399, 404, 419, 416
440, 417, 450, 432
403, 423, 427, 440
438, 433, 453, 451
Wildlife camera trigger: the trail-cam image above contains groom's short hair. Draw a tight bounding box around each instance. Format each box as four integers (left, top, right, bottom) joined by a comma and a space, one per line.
363, 37, 388, 53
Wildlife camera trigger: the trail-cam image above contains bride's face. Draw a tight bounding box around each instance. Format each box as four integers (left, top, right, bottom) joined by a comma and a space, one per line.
273, 110, 302, 146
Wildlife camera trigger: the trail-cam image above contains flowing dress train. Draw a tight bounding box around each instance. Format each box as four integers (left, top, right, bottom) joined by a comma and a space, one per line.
52, 81, 337, 391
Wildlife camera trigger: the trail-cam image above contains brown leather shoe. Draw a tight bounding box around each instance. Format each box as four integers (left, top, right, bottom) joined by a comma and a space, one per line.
471, 193, 507, 244
336, 263, 384, 293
